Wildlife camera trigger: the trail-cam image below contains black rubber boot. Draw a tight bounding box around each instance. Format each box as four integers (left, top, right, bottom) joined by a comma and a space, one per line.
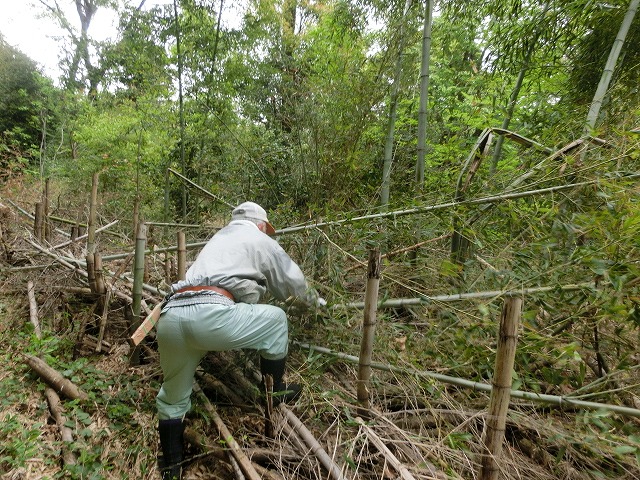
158, 418, 184, 480
260, 356, 302, 406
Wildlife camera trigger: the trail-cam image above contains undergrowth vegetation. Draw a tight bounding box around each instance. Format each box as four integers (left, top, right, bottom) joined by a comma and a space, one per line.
1, 125, 640, 479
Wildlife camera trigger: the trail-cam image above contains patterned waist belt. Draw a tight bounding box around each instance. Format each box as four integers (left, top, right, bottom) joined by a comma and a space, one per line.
174, 285, 235, 301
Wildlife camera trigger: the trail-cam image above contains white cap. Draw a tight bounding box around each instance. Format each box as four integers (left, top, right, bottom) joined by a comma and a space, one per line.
232, 201, 276, 235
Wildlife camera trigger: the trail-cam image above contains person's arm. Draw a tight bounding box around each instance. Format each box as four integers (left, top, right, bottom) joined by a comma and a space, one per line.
262, 241, 324, 307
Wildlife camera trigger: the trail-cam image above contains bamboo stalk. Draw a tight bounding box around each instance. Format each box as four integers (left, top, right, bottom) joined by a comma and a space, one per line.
193, 383, 262, 480
87, 172, 99, 256
130, 222, 146, 365
51, 220, 119, 250
355, 417, 417, 480
277, 175, 640, 235
4, 199, 70, 237
44, 387, 77, 466
94, 252, 105, 295
480, 297, 522, 480
337, 282, 596, 309
25, 354, 88, 401
177, 231, 186, 280
26, 281, 42, 339
24, 238, 148, 311
34, 202, 44, 241
146, 222, 201, 228
293, 342, 640, 419
168, 167, 234, 208
43, 178, 51, 241
279, 405, 347, 480
95, 288, 112, 352
357, 248, 381, 417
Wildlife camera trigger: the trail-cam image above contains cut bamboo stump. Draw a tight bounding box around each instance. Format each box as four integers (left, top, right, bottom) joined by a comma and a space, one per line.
25, 354, 89, 401
357, 248, 381, 418
479, 296, 523, 480
26, 281, 42, 339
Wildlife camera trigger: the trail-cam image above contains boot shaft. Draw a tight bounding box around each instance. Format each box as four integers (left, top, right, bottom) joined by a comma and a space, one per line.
158, 419, 184, 480
260, 356, 301, 405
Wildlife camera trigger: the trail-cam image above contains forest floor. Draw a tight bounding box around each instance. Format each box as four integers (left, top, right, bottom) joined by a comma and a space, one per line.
0, 175, 639, 480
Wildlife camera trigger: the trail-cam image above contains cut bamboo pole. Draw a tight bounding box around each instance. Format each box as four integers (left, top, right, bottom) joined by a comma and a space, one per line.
337, 282, 595, 309
44, 387, 77, 466
480, 297, 522, 480
279, 405, 347, 480
355, 417, 417, 480
357, 248, 381, 417
51, 220, 119, 250
25, 354, 88, 401
26, 281, 42, 339
294, 342, 640, 419
193, 383, 262, 480
177, 230, 186, 280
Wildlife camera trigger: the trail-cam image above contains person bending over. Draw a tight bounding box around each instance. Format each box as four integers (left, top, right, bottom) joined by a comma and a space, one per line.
155, 201, 325, 480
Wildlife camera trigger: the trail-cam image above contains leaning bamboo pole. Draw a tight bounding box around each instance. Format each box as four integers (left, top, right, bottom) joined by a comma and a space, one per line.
294, 343, 640, 419
167, 167, 234, 208
357, 248, 381, 417
51, 220, 119, 250
93, 174, 640, 264
480, 297, 522, 480
277, 175, 640, 235
337, 282, 595, 309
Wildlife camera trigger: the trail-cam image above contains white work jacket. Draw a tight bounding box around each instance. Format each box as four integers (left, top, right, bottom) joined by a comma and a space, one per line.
171, 220, 316, 305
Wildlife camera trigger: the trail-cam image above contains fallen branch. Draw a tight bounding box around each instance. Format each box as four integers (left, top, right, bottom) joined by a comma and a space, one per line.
193, 383, 262, 480
355, 417, 417, 480
44, 387, 77, 466
279, 405, 347, 480
25, 354, 89, 401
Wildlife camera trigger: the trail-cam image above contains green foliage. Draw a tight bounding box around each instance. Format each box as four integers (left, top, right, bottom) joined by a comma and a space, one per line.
0, 37, 59, 170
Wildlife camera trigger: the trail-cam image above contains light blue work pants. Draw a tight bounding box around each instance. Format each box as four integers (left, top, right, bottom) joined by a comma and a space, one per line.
155, 302, 289, 420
